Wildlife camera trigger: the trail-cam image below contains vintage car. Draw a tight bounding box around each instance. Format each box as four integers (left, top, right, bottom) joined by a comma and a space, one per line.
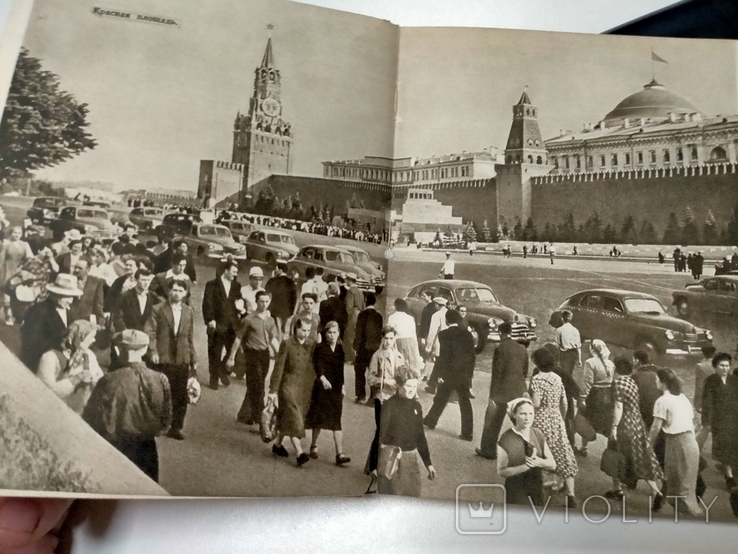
129, 207, 167, 231
339, 245, 386, 290
27, 196, 67, 224
287, 245, 379, 293
220, 220, 257, 243
404, 279, 538, 353
182, 222, 247, 260
48, 206, 122, 241
241, 229, 299, 265
549, 289, 713, 359
154, 213, 203, 237
672, 276, 738, 318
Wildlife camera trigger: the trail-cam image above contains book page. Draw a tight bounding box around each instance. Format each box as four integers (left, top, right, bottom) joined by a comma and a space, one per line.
387, 24, 738, 525
0, 0, 397, 497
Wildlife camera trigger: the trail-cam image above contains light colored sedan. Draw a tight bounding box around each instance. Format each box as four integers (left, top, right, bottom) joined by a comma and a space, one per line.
241, 229, 299, 266
129, 207, 167, 231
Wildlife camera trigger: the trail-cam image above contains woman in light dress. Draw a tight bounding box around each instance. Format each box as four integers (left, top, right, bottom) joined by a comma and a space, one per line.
577, 339, 615, 455
37, 320, 104, 414
0, 226, 34, 325
387, 298, 424, 375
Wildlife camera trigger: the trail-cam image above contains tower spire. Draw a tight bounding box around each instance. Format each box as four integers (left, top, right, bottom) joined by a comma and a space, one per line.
261, 24, 275, 68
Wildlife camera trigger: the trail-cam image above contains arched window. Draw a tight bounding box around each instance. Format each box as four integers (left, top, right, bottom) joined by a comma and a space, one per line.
710, 146, 727, 161
526, 109, 530, 116
527, 155, 533, 163
536, 156, 543, 164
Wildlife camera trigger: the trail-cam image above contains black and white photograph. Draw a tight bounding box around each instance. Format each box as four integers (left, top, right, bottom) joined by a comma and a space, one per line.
2, 0, 738, 531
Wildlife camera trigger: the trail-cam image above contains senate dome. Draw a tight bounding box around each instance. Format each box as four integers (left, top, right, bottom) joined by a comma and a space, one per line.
603, 79, 702, 125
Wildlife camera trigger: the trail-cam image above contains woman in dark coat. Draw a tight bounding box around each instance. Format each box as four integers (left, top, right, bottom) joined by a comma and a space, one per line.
269, 317, 316, 466
306, 320, 350, 465
702, 352, 736, 489
318, 282, 347, 338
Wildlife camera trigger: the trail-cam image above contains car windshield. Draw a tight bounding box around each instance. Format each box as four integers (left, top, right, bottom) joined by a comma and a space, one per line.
624, 298, 665, 315
267, 233, 294, 244
78, 209, 108, 220
457, 287, 497, 303
200, 226, 231, 237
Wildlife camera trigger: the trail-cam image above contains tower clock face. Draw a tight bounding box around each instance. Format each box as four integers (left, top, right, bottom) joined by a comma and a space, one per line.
261, 98, 280, 117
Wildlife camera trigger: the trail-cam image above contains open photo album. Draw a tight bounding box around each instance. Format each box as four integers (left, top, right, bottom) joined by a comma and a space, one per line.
1, 0, 738, 526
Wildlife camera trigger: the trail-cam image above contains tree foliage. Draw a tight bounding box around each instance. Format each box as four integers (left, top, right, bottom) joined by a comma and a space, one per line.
0, 48, 96, 180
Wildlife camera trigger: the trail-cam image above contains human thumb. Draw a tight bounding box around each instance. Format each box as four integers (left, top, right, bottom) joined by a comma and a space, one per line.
0, 497, 72, 549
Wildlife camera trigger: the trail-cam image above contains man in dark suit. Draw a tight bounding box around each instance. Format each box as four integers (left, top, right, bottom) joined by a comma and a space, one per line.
202, 259, 241, 390
476, 323, 528, 459
69, 258, 105, 325
152, 252, 191, 303
20, 274, 82, 372
423, 309, 475, 441
318, 282, 347, 338
146, 278, 197, 440
353, 293, 383, 403
111, 268, 159, 368
264, 262, 296, 334
156, 240, 197, 283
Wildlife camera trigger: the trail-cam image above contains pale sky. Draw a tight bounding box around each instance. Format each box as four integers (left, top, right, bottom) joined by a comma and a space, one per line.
22, 0, 398, 191
395, 27, 738, 158
12, 0, 738, 191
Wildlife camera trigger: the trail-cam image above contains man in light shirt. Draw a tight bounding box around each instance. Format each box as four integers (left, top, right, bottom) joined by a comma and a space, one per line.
241, 266, 265, 313
439, 252, 455, 279
424, 297, 449, 393
555, 310, 581, 376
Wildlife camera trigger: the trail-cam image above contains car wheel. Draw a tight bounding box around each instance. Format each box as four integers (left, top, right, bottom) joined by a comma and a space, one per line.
634, 338, 658, 362
470, 322, 486, 353
675, 298, 690, 317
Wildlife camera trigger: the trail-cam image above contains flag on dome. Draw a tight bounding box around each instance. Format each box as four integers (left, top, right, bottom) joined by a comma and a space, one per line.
652, 50, 668, 63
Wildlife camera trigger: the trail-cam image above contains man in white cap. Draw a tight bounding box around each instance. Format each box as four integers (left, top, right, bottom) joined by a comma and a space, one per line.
424, 296, 449, 393
439, 252, 455, 280
343, 272, 365, 363
241, 266, 265, 313
20, 273, 83, 373
83, 329, 172, 482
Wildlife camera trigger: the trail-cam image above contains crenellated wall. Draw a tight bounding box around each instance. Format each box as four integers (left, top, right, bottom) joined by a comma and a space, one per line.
529, 163, 738, 233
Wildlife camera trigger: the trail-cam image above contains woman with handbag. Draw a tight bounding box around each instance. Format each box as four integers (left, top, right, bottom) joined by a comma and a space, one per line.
604, 356, 663, 501
269, 317, 317, 466
529, 348, 579, 507
497, 397, 556, 505
377, 365, 435, 496
649, 368, 703, 517
305, 321, 351, 466
576, 339, 615, 456
36, 320, 104, 414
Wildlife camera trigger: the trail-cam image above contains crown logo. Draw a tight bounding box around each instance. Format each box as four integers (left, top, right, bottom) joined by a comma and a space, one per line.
468, 502, 494, 519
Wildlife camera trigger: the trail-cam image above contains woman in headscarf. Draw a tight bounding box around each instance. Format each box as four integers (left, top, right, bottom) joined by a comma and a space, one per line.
387, 298, 424, 375
0, 226, 34, 325
606, 356, 664, 501
529, 347, 579, 507
577, 339, 615, 456
305, 320, 350, 466
36, 320, 104, 414
497, 397, 556, 505
5, 238, 58, 322
377, 365, 435, 496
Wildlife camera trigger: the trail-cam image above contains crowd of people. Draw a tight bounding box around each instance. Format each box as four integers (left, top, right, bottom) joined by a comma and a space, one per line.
672, 247, 706, 278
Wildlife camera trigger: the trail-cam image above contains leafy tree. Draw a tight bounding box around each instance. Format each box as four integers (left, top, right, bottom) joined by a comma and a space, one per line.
0, 48, 96, 180
557, 212, 576, 242
253, 184, 276, 214
702, 210, 718, 245
662, 212, 681, 244
522, 217, 538, 241
463, 221, 477, 243
513, 220, 523, 240
639, 219, 659, 244
501, 223, 509, 240
541, 222, 554, 243
602, 223, 618, 244
620, 215, 638, 244
582, 212, 603, 244
680, 206, 700, 246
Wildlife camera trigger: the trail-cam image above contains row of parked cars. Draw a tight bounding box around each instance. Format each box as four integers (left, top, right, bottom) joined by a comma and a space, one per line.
401, 278, 718, 359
